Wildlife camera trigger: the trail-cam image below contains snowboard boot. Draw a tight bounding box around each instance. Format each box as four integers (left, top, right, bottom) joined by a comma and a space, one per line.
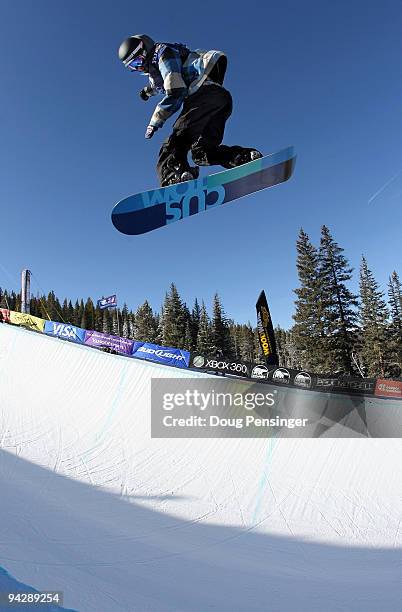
164, 165, 199, 186
228, 148, 263, 168
179, 166, 200, 182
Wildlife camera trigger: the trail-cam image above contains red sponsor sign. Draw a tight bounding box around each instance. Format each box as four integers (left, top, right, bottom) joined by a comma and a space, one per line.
0, 308, 10, 323
375, 379, 402, 399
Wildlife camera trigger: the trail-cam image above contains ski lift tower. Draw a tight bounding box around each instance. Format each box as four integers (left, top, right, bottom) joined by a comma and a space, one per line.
21, 269, 31, 314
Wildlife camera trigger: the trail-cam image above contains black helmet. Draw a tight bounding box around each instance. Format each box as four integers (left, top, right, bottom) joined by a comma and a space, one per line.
118, 34, 155, 72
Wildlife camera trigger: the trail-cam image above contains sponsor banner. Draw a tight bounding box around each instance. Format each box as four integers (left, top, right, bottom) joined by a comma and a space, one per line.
271, 367, 293, 385
313, 375, 375, 395
264, 367, 375, 396
251, 364, 270, 380
271, 369, 313, 389
97, 295, 117, 309
294, 371, 313, 388
191, 354, 251, 378
375, 379, 402, 399
45, 321, 86, 343
84, 330, 134, 355
192, 353, 376, 397
9, 311, 45, 333
133, 342, 190, 368
256, 290, 278, 366
0, 309, 10, 323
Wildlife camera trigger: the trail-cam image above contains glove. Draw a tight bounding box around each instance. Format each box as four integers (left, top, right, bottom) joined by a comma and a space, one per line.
139, 87, 151, 101
145, 125, 157, 139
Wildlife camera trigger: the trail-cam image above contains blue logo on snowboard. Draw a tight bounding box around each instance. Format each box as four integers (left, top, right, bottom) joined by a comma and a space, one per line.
140, 179, 226, 223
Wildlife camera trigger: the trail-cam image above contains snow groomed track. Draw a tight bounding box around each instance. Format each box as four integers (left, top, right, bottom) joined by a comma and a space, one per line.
0, 324, 401, 611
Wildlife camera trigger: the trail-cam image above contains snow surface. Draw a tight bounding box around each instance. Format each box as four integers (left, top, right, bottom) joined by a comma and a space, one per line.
0, 324, 401, 611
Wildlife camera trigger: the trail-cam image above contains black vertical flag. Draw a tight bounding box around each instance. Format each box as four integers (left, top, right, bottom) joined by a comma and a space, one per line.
256, 290, 278, 366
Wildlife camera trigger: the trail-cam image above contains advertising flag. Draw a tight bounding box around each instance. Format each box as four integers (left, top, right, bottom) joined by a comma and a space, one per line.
256, 290, 278, 366
97, 295, 117, 310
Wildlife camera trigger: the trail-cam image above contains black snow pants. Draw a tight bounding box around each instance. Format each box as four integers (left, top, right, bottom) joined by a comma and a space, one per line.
156, 83, 256, 186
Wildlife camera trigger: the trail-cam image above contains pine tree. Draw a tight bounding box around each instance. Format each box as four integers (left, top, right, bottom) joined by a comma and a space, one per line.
122, 317, 129, 338
161, 284, 187, 348
134, 300, 158, 343
94, 304, 103, 332
387, 271, 402, 373
292, 228, 326, 370
84, 298, 95, 330
276, 327, 302, 369
79, 299, 87, 329
6, 290, 18, 311
195, 301, 214, 354
211, 293, 233, 357
121, 303, 129, 337
35, 293, 47, 320
111, 310, 119, 335
229, 324, 240, 359
317, 225, 358, 373
358, 256, 390, 376
102, 309, 110, 334
238, 323, 255, 362
49, 291, 62, 321
61, 298, 69, 322
74, 299, 84, 328
128, 314, 136, 339
182, 320, 193, 351
190, 298, 201, 347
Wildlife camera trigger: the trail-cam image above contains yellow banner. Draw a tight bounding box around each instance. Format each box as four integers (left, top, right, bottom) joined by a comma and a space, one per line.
9, 311, 46, 333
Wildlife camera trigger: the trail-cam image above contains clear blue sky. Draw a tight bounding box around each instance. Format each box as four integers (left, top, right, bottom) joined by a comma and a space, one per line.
1, 0, 401, 328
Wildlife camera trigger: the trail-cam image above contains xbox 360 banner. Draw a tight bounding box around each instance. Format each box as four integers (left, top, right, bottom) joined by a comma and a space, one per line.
256, 290, 278, 366
191, 354, 251, 378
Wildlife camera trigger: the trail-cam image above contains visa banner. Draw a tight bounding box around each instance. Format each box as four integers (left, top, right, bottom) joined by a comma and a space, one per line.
132, 342, 190, 369
84, 330, 134, 355
9, 311, 45, 333
45, 321, 86, 343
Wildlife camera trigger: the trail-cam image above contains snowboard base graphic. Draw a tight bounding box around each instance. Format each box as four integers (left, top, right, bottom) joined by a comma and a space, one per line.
112, 146, 296, 235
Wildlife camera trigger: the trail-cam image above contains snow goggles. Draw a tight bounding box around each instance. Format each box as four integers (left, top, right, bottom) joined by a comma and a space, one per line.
124, 49, 147, 72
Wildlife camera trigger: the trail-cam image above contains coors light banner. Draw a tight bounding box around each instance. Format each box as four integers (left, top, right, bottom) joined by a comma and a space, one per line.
256, 290, 278, 366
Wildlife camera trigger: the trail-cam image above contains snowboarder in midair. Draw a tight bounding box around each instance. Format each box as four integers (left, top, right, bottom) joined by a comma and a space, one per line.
118, 34, 262, 187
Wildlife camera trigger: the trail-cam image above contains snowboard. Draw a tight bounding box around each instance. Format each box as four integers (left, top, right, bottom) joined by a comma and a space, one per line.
112, 146, 296, 235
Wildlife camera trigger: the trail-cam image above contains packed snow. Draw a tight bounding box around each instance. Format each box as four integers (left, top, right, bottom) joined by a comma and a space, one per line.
0, 324, 401, 611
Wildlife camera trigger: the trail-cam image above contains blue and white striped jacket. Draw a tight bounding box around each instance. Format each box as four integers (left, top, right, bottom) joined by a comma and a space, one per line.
144, 43, 227, 129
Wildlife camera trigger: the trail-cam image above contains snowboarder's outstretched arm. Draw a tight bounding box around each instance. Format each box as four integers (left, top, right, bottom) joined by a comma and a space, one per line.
148, 46, 188, 130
